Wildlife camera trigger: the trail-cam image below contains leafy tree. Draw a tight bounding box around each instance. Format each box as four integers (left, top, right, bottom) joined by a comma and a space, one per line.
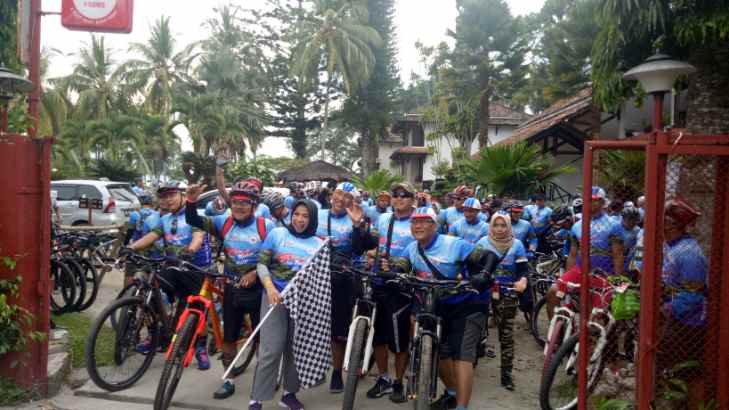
352, 169, 403, 195
596, 150, 646, 202
447, 0, 528, 148
305, 116, 361, 170
592, 0, 729, 134
120, 16, 198, 117
460, 142, 574, 197
226, 159, 278, 187
342, 0, 401, 176
88, 158, 141, 182
0, 1, 21, 72
291, 0, 383, 160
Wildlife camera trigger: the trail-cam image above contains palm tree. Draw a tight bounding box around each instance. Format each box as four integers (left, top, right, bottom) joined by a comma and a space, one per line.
88, 115, 144, 163
596, 150, 646, 202
51, 35, 125, 121
291, 0, 382, 159
462, 142, 574, 198
352, 169, 403, 195
121, 16, 197, 118
138, 114, 180, 179
171, 92, 224, 156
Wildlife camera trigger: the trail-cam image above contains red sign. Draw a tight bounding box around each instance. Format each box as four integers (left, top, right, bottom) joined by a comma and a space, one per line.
61, 0, 134, 33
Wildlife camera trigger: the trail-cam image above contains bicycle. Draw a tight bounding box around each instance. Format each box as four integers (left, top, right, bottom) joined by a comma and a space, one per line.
539, 277, 638, 410
85, 252, 178, 391
153, 259, 258, 410
386, 273, 478, 410
336, 264, 380, 410
530, 251, 565, 347
50, 233, 87, 313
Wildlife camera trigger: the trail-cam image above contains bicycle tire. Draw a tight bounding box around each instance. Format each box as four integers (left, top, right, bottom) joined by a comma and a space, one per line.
85, 296, 159, 391
414, 334, 433, 410
154, 314, 198, 410
231, 337, 258, 377
342, 320, 368, 410
531, 297, 549, 347
542, 319, 565, 375
110, 283, 141, 330
76, 258, 99, 311
63, 257, 87, 312
50, 259, 77, 314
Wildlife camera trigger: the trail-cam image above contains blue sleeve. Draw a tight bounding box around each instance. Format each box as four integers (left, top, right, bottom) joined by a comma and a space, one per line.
256, 203, 271, 219
514, 240, 528, 262
211, 214, 230, 236
528, 224, 538, 249
205, 202, 216, 216
260, 228, 279, 251
128, 211, 139, 227
456, 239, 476, 262
448, 222, 458, 236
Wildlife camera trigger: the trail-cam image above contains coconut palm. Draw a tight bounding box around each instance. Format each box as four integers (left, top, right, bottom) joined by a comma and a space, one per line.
462, 142, 574, 198
352, 169, 403, 195
291, 0, 383, 159
51, 35, 125, 121
120, 16, 198, 117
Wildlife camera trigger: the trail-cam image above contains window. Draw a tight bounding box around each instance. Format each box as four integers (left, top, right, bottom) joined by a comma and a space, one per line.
53, 185, 77, 201
78, 185, 102, 199
107, 185, 137, 202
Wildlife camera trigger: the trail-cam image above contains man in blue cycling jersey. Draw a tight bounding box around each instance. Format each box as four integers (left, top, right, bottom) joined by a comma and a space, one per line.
391, 207, 498, 410
123, 194, 162, 285
185, 183, 274, 399
507, 202, 537, 253
366, 191, 392, 226
448, 198, 489, 244
524, 193, 553, 253
438, 186, 472, 232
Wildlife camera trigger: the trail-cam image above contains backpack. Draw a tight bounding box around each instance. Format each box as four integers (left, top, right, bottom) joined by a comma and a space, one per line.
220, 216, 268, 243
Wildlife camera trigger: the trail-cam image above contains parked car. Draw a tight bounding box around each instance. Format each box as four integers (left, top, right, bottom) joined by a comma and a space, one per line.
51, 180, 140, 226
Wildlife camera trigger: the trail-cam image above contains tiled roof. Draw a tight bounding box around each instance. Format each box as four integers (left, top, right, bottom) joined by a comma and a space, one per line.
489, 102, 533, 125
497, 88, 594, 146
390, 146, 432, 158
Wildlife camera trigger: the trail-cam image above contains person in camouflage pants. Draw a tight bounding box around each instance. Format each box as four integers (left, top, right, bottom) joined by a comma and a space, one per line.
475, 213, 530, 391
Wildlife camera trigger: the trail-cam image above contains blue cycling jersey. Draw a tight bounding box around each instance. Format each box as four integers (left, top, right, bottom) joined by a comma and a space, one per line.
621, 224, 641, 272
662, 234, 708, 326
511, 219, 537, 251
448, 218, 489, 244
525, 204, 553, 235
475, 237, 528, 282
374, 212, 415, 260
152, 206, 212, 267
366, 205, 392, 227
128, 208, 157, 242
316, 209, 354, 256
205, 201, 271, 219
208, 215, 274, 278
570, 212, 623, 275
438, 207, 465, 231
404, 234, 475, 304
258, 227, 325, 292
139, 210, 164, 258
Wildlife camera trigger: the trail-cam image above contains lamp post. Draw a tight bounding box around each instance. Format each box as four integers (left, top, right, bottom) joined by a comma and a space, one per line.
0, 63, 34, 133
623, 53, 696, 131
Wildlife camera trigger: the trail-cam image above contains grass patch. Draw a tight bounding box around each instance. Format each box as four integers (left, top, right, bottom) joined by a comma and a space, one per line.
0, 376, 40, 406
52, 313, 114, 368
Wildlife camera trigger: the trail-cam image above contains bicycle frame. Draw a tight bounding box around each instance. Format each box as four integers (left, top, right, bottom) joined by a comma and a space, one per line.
342, 300, 377, 375
408, 288, 442, 402
165, 276, 225, 367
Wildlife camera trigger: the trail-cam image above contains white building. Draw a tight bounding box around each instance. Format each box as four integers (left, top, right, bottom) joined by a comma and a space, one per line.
378, 102, 531, 187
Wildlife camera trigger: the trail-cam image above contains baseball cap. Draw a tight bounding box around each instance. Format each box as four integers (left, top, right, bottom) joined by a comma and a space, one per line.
391, 182, 415, 195
376, 191, 392, 199
462, 197, 481, 210
411, 207, 438, 223
591, 186, 607, 200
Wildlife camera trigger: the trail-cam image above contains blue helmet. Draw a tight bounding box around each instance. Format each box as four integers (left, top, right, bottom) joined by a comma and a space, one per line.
462, 197, 481, 210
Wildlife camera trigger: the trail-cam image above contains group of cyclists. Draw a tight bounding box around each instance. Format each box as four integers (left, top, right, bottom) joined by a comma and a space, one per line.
118, 163, 709, 410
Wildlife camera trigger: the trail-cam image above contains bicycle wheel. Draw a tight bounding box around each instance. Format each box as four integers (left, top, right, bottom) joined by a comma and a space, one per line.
154, 314, 199, 410
85, 296, 159, 391
342, 320, 368, 410
50, 259, 77, 314
531, 297, 549, 347
76, 258, 99, 311
543, 319, 565, 375
110, 283, 141, 330
414, 334, 433, 410
63, 257, 87, 312
539, 332, 604, 410
230, 336, 258, 377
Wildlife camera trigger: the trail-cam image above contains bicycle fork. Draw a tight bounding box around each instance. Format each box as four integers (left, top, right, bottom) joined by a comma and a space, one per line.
544, 307, 575, 356
342, 304, 377, 375
166, 295, 212, 367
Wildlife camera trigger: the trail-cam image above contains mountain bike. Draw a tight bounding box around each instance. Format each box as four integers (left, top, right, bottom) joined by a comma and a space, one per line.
85, 252, 178, 391
530, 251, 564, 347
153, 259, 258, 410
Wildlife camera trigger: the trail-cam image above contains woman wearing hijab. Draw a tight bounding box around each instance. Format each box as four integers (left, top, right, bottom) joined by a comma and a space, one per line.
475, 213, 529, 391
250, 199, 324, 410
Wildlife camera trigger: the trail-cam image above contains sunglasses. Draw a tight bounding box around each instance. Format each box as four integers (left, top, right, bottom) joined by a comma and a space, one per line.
231, 199, 255, 207
391, 191, 414, 199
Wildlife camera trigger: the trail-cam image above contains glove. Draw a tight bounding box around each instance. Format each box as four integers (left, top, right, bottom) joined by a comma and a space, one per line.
471, 273, 493, 293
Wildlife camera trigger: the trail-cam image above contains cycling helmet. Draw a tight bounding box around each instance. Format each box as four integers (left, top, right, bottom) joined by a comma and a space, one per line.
551, 206, 573, 225
412, 207, 438, 223
462, 197, 481, 210
453, 185, 473, 197
262, 190, 285, 211
229, 188, 259, 203
507, 201, 525, 212
572, 197, 583, 207
157, 180, 184, 194
138, 194, 154, 205
336, 182, 360, 198
665, 198, 701, 228
621, 207, 642, 225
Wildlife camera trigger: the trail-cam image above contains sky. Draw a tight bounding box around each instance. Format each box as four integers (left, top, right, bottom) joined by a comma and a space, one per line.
40, 0, 546, 156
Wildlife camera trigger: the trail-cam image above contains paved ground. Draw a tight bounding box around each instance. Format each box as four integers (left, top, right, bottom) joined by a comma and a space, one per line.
7, 269, 546, 409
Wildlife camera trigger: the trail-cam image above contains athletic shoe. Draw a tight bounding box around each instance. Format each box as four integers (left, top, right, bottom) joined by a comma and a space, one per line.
366, 376, 393, 398
195, 346, 211, 370
134, 337, 153, 355
249, 402, 262, 410
430, 390, 457, 410
389, 381, 407, 403
213, 380, 235, 399
279, 393, 304, 409
329, 370, 343, 393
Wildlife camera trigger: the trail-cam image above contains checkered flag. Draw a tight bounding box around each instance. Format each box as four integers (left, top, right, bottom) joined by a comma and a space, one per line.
283, 240, 332, 389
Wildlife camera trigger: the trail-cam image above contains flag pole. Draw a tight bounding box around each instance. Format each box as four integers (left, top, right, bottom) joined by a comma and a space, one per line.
221, 286, 290, 381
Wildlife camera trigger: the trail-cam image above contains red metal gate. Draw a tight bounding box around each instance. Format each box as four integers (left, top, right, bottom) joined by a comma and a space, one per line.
578, 131, 729, 410
0, 133, 52, 392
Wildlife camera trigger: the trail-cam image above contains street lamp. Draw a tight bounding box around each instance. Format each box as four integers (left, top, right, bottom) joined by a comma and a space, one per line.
0, 63, 34, 133
623, 53, 696, 131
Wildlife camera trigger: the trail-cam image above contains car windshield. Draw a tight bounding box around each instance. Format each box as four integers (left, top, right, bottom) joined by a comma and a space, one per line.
108, 185, 138, 203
